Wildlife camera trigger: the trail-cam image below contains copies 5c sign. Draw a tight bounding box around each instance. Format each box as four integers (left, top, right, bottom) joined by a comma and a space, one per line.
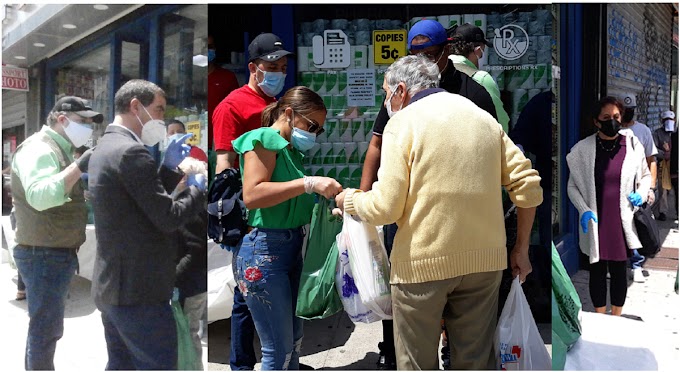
373, 30, 407, 65
2, 65, 29, 92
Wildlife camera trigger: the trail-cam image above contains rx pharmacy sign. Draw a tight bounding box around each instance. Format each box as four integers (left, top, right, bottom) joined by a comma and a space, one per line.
493, 24, 529, 61
2, 65, 29, 92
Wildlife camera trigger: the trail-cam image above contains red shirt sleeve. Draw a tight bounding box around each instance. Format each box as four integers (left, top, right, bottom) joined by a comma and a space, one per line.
212, 101, 243, 152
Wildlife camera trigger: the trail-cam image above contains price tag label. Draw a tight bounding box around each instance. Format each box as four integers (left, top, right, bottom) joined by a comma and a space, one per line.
373, 30, 407, 65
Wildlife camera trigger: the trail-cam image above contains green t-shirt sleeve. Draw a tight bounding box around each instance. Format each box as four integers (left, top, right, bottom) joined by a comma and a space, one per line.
232, 128, 289, 156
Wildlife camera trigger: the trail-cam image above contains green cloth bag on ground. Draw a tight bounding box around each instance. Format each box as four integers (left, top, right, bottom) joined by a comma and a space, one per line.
172, 300, 200, 370
296, 197, 343, 320
551, 243, 582, 370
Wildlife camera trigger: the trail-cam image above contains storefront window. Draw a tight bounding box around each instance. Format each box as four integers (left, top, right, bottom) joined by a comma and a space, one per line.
54, 44, 110, 145
121, 41, 142, 83
161, 4, 208, 151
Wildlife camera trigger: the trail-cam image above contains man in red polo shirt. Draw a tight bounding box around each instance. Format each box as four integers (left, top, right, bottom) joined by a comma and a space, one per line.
213, 33, 291, 174
207, 34, 240, 150
211, 32, 292, 371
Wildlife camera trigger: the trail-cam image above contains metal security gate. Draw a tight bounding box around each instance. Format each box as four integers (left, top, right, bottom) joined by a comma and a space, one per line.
606, 3, 675, 131
1, 90, 27, 131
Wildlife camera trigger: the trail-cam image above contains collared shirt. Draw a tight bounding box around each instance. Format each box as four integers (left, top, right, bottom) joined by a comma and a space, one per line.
108, 123, 142, 143
11, 125, 73, 211
449, 54, 510, 132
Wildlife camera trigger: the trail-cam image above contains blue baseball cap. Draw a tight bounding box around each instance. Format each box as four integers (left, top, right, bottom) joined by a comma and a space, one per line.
408, 20, 450, 51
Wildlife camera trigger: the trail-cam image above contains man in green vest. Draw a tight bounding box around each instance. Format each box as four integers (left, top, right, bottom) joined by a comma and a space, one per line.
11, 96, 102, 370
448, 23, 511, 133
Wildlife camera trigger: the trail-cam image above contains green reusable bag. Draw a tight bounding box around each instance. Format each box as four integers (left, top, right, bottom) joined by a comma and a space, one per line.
296, 197, 344, 319
551, 243, 582, 370
172, 300, 200, 370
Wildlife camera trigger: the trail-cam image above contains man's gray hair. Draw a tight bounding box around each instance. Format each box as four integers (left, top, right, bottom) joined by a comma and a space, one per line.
385, 55, 439, 97
114, 79, 166, 115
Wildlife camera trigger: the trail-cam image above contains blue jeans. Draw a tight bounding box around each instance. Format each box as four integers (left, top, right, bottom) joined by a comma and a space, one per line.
630, 249, 645, 270
230, 285, 256, 370
98, 302, 177, 370
233, 227, 305, 370
13, 245, 78, 370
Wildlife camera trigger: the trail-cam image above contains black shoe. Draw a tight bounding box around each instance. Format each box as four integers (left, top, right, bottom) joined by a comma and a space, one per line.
659, 213, 667, 221
377, 355, 397, 370
299, 363, 315, 370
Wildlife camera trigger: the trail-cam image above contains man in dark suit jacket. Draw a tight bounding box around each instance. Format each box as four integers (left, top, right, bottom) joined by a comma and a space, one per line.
88, 79, 206, 370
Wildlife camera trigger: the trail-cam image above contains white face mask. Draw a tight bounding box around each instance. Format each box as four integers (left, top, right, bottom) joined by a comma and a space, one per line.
135, 104, 166, 146
385, 87, 404, 118
63, 118, 93, 148
664, 119, 676, 132
474, 46, 484, 69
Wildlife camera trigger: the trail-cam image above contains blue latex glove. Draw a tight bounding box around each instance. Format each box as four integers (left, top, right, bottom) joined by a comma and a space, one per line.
80, 173, 89, 183
163, 133, 193, 169
186, 173, 207, 192
172, 287, 180, 302
628, 192, 643, 207
219, 244, 232, 251
580, 211, 598, 234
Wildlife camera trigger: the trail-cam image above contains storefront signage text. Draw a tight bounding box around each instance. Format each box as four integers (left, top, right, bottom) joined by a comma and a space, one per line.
373, 30, 407, 65
347, 69, 375, 107
2, 65, 29, 92
186, 121, 201, 146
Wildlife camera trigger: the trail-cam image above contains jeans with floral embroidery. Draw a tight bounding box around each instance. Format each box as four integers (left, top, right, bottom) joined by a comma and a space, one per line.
233, 227, 305, 370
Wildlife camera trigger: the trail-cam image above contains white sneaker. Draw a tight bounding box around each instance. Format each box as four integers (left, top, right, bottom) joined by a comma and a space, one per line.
633, 268, 645, 283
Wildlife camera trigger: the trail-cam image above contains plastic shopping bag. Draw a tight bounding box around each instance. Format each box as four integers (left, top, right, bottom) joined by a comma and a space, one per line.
551, 243, 582, 370
296, 198, 344, 319
494, 277, 552, 370
172, 299, 200, 370
335, 233, 383, 323
341, 212, 392, 319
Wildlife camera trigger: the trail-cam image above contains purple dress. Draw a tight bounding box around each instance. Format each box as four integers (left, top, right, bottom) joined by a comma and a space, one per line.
594, 135, 629, 261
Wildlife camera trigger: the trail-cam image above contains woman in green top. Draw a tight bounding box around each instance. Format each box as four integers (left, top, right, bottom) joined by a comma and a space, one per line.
231, 86, 342, 370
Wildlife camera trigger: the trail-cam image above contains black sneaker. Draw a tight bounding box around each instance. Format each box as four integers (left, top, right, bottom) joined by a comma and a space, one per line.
377, 355, 397, 370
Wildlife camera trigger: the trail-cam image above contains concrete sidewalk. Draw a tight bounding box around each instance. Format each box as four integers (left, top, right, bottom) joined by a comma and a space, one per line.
568, 218, 680, 370
207, 303, 551, 370
0, 251, 209, 371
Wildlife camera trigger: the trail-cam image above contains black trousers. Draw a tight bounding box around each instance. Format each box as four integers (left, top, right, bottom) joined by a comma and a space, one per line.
589, 260, 628, 308
379, 223, 398, 360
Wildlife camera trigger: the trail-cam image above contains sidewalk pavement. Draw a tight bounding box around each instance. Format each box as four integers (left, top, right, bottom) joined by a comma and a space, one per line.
568, 218, 680, 371
0, 248, 209, 371
207, 303, 551, 370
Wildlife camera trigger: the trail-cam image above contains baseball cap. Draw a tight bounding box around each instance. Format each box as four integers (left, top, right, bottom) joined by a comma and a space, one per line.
408, 20, 450, 50
52, 96, 103, 123
662, 110, 676, 120
449, 23, 493, 47
621, 93, 637, 108
248, 33, 293, 63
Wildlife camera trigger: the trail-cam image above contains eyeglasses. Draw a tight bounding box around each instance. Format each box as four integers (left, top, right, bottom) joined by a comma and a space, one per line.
412, 46, 445, 62
297, 112, 325, 135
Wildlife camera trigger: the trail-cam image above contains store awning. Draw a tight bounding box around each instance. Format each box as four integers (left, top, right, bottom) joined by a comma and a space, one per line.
2, 4, 141, 68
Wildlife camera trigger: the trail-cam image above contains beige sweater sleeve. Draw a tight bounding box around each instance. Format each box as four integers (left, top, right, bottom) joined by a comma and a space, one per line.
500, 128, 543, 208
345, 122, 411, 226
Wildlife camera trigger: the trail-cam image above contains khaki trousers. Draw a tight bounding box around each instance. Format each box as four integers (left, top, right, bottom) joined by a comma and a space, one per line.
392, 270, 502, 370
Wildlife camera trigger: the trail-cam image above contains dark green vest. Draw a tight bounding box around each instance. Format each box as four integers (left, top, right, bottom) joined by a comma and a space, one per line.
11, 131, 87, 248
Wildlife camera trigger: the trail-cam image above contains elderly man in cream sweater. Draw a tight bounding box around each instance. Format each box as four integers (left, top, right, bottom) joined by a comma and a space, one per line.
335, 55, 543, 370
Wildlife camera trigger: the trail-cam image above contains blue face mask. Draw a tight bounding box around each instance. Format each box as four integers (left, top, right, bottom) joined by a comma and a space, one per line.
291, 127, 316, 151
256, 66, 286, 97
207, 49, 216, 63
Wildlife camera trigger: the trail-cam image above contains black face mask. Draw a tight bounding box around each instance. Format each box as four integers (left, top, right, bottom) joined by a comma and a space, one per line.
598, 119, 621, 137
623, 108, 635, 123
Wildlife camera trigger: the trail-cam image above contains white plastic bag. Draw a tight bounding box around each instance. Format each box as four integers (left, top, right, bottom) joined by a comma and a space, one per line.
335, 232, 382, 323
341, 213, 392, 319
494, 277, 552, 370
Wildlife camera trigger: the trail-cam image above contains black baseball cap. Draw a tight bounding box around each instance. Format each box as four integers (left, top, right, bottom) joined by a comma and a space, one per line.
52, 96, 103, 123
248, 33, 294, 63
448, 23, 493, 47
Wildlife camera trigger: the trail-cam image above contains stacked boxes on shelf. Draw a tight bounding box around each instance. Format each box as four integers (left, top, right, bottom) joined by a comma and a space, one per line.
296, 18, 402, 189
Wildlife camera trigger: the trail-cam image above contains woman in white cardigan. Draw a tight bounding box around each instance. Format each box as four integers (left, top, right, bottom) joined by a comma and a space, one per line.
567, 96, 651, 316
